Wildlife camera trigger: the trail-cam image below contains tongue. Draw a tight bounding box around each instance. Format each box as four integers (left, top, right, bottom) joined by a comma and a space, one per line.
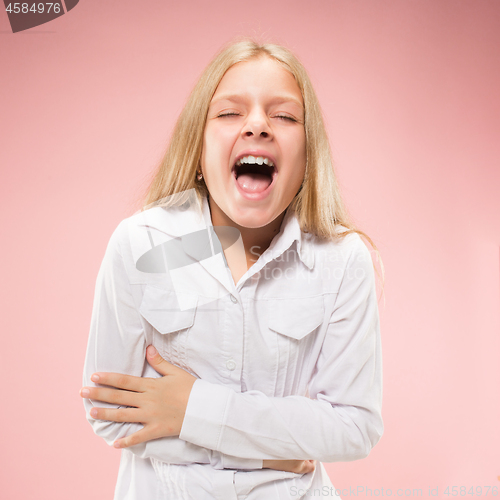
236, 173, 272, 193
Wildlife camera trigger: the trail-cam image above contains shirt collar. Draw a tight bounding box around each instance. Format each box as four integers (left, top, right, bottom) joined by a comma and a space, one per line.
135, 191, 314, 271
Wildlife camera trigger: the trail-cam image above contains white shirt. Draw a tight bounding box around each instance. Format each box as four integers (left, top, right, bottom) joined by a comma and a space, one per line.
83, 190, 383, 500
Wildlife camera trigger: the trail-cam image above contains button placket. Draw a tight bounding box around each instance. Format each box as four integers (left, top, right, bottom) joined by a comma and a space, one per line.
223, 292, 243, 384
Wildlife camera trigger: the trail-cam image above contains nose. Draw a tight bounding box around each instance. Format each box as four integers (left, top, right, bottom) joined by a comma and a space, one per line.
242, 109, 272, 139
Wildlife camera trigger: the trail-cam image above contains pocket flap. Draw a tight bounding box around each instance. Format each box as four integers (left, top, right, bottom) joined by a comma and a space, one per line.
268, 296, 324, 340
140, 286, 197, 334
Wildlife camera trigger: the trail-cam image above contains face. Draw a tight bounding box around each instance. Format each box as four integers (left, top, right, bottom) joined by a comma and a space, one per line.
200, 56, 307, 229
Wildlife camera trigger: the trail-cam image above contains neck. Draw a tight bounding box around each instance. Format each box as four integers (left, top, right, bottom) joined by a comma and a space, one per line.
207, 195, 286, 264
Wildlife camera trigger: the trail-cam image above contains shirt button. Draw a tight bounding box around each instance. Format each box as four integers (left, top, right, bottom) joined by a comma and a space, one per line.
230, 294, 237, 303
226, 359, 236, 371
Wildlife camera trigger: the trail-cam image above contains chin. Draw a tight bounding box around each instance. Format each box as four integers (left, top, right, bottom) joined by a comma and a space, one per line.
230, 210, 275, 229
234, 216, 271, 229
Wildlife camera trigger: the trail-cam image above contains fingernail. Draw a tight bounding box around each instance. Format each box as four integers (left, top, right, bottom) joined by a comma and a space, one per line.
114, 441, 122, 449
147, 345, 157, 356
90, 408, 98, 418
91, 374, 100, 382
80, 388, 90, 397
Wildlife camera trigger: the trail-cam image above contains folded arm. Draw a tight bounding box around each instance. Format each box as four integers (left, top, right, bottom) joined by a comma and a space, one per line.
178, 236, 384, 463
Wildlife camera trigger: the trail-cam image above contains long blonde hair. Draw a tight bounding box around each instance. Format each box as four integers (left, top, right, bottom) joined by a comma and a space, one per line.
139, 37, 384, 293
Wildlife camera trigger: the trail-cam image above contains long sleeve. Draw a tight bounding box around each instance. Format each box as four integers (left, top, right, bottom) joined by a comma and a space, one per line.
179, 236, 383, 462
82, 220, 262, 470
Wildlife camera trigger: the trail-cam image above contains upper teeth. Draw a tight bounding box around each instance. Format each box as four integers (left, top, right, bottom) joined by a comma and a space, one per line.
236, 155, 274, 167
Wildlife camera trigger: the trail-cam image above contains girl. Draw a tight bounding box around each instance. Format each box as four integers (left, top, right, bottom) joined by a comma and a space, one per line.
81, 38, 384, 500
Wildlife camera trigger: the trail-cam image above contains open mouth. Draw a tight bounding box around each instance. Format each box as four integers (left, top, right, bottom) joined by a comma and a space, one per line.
232, 155, 277, 194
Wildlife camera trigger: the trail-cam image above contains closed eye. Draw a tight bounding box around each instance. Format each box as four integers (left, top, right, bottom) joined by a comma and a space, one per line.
217, 112, 240, 118
274, 115, 298, 122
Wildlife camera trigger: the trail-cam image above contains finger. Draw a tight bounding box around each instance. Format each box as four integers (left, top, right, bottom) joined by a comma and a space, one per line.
80, 386, 140, 407
89, 406, 143, 423
114, 427, 155, 449
302, 460, 316, 474
146, 345, 175, 376
90, 372, 148, 392
286, 460, 314, 474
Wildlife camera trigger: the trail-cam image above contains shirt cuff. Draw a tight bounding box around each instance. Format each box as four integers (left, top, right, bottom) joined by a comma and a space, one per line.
180, 379, 263, 470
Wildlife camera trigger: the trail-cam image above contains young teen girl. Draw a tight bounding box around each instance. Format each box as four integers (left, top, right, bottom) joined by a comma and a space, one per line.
81, 38, 383, 500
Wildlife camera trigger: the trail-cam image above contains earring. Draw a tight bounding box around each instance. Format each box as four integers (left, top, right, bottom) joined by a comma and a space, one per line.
197, 171, 203, 181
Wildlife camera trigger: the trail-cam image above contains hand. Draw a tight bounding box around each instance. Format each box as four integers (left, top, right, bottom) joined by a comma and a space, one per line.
263, 459, 316, 474
80, 345, 197, 449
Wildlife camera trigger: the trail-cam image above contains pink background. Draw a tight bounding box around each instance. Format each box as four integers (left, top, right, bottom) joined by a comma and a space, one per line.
1, 1, 499, 498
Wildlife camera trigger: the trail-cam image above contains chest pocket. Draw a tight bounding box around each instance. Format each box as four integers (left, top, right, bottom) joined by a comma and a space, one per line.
268, 296, 324, 340
139, 285, 198, 370
266, 296, 325, 396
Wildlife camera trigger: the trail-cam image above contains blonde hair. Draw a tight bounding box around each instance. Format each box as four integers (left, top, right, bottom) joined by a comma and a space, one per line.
139, 36, 384, 294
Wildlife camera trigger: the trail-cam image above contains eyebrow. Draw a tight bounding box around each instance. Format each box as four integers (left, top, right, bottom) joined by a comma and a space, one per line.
210, 93, 303, 109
